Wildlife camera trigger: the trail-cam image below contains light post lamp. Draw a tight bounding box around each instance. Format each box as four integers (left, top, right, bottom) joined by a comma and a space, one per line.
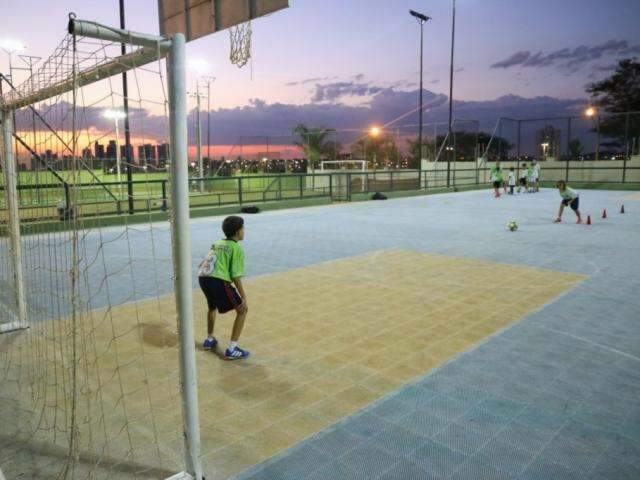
0, 39, 26, 83
365, 126, 381, 166
103, 109, 126, 187
409, 10, 431, 168
585, 107, 600, 161
200, 75, 216, 168
447, 0, 457, 187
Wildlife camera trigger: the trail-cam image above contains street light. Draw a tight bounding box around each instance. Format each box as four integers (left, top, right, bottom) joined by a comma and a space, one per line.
103, 109, 126, 185
409, 10, 431, 168
200, 75, 216, 166
369, 126, 381, 137
447, 0, 457, 187
584, 107, 600, 160
0, 39, 26, 82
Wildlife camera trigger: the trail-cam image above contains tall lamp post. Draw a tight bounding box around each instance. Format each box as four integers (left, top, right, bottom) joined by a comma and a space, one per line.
409, 10, 431, 167
201, 76, 216, 169
104, 109, 126, 188
446, 0, 457, 187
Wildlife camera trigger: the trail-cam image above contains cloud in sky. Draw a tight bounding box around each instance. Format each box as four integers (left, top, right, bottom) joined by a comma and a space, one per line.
285, 75, 338, 86
311, 81, 387, 102
491, 40, 640, 71
16, 88, 585, 149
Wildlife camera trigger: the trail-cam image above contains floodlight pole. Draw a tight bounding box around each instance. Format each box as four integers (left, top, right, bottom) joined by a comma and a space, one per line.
410, 10, 430, 168
114, 117, 123, 185
119, 0, 135, 214
195, 84, 204, 190
446, 0, 456, 188
0, 110, 28, 332
167, 32, 204, 480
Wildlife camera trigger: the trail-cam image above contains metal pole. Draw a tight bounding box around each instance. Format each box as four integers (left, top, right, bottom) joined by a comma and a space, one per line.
206, 80, 212, 163
114, 118, 122, 185
418, 21, 424, 164
447, 0, 456, 188
595, 114, 600, 161
195, 85, 203, 192
1, 110, 28, 332
119, 0, 134, 215
623, 112, 630, 183
166, 33, 203, 480
566, 117, 571, 182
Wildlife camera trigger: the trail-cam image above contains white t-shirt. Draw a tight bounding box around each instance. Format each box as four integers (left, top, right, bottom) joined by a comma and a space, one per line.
532, 164, 540, 180
508, 171, 516, 186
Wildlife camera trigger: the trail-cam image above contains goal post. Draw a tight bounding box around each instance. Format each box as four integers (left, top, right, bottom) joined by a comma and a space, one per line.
0, 110, 27, 333
0, 18, 202, 480
320, 160, 368, 172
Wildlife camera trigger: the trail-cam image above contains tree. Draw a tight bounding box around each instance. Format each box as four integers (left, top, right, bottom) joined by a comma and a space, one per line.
586, 58, 640, 145
293, 124, 338, 170
407, 131, 512, 165
568, 138, 583, 160
351, 133, 400, 168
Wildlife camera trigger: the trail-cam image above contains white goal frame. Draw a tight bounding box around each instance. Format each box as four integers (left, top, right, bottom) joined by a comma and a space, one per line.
320, 159, 368, 171
0, 18, 202, 480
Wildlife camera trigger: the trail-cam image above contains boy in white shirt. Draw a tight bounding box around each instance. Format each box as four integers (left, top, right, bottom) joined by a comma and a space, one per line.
507, 167, 516, 195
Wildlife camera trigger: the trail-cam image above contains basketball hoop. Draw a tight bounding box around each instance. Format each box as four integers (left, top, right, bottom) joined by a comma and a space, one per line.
229, 20, 252, 68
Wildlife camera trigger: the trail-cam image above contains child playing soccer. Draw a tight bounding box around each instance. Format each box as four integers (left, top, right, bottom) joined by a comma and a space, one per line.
554, 180, 582, 224
490, 161, 504, 198
532, 160, 541, 192
198, 215, 250, 360
518, 163, 528, 193
526, 164, 534, 192
507, 167, 516, 195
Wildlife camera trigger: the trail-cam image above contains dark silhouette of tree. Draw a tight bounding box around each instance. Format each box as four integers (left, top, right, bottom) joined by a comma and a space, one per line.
587, 58, 640, 146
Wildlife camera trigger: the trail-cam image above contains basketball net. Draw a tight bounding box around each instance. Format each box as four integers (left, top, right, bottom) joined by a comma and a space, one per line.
229, 20, 252, 68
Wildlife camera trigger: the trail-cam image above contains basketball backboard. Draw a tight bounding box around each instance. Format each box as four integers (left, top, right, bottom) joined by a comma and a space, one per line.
158, 0, 288, 42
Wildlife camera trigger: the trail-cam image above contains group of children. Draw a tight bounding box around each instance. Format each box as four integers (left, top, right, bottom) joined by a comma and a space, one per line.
489, 160, 582, 223
490, 160, 540, 198
195, 162, 582, 361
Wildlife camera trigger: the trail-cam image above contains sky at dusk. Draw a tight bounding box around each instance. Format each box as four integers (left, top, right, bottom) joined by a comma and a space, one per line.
2, 0, 640, 151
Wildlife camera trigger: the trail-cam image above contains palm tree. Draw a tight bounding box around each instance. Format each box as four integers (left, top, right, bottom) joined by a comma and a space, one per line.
293, 124, 338, 171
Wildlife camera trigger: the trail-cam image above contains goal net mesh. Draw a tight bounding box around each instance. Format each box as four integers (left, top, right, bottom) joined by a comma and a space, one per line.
0, 27, 185, 479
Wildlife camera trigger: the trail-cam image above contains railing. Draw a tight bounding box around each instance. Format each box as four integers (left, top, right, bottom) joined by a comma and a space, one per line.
0, 173, 334, 223
1, 165, 639, 224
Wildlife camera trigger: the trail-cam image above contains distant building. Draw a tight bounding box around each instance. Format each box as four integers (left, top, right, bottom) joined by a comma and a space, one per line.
120, 145, 134, 162
94, 141, 105, 159
138, 144, 157, 166
106, 140, 117, 159
536, 125, 562, 158
157, 143, 169, 161
82, 147, 93, 159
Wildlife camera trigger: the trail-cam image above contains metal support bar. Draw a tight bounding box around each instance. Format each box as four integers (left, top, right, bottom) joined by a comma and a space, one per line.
166, 33, 203, 480
68, 18, 171, 50
1, 111, 28, 332
1, 47, 165, 111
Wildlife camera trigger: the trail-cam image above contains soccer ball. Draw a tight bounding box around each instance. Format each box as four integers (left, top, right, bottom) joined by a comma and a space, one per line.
507, 220, 518, 231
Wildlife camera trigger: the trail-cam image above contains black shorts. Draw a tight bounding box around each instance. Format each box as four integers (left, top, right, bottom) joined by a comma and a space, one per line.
562, 197, 579, 211
493, 181, 501, 188
198, 276, 242, 313
519, 178, 527, 186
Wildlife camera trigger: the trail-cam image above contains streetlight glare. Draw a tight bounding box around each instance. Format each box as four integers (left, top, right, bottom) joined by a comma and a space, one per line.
585, 107, 597, 117
0, 39, 26, 52
369, 126, 381, 137
103, 109, 126, 119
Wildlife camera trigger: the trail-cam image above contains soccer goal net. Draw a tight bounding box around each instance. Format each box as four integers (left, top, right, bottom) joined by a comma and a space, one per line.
0, 17, 202, 479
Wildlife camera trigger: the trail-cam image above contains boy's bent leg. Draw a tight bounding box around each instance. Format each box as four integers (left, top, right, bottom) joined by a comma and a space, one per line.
231, 311, 247, 342
207, 309, 217, 337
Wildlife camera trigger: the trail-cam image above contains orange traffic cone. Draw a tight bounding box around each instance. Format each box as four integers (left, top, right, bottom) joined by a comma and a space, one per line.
602, 209, 607, 219
621, 204, 625, 214
586, 215, 592, 225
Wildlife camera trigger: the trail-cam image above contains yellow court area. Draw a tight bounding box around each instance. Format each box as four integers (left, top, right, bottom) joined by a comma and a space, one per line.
2, 250, 585, 479
623, 192, 640, 201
